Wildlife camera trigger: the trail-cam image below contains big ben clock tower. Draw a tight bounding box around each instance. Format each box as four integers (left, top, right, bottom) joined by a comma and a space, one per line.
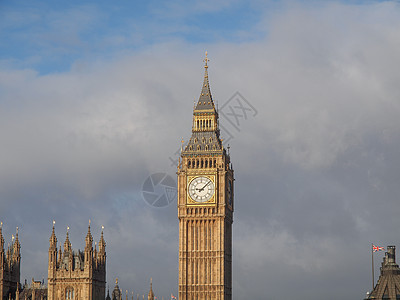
177, 53, 234, 300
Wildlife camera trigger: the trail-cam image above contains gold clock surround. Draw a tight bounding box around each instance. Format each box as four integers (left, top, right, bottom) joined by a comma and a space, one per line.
186, 174, 217, 205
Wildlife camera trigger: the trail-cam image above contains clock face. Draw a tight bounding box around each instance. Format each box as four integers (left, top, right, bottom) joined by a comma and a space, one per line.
188, 176, 215, 203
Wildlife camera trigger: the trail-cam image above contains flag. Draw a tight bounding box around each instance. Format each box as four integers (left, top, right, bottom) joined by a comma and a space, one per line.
373, 244, 385, 252
171, 294, 177, 300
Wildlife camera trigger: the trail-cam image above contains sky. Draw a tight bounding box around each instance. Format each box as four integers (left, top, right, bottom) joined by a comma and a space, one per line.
1, 0, 400, 299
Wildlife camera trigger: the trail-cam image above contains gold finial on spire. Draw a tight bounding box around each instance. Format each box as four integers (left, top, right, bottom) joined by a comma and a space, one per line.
101, 225, 104, 231
89, 219, 91, 226
116, 278, 118, 285
12, 234, 14, 242
52, 220, 55, 227
203, 51, 209, 68
0, 221, 2, 229
67, 226, 69, 233
181, 138, 184, 153
16, 227, 18, 234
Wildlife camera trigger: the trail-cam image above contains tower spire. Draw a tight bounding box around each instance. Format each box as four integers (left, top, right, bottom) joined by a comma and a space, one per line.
99, 225, 106, 257
85, 220, 93, 250
49, 221, 57, 249
13, 226, 20, 257
194, 51, 215, 111
63, 226, 71, 253
0, 221, 4, 250
147, 278, 154, 300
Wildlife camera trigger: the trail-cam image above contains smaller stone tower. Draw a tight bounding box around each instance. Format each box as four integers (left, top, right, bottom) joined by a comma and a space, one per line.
0, 223, 21, 300
367, 245, 400, 299
111, 278, 122, 300
106, 287, 111, 300
47, 221, 106, 300
147, 278, 154, 300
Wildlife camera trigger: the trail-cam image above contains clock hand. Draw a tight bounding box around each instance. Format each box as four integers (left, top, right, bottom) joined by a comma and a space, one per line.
199, 180, 212, 192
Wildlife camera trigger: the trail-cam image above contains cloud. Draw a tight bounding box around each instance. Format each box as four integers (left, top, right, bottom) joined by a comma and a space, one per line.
2, 1, 400, 299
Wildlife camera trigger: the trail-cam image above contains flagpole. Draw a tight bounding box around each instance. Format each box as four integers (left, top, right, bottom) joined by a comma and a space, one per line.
372, 243, 375, 291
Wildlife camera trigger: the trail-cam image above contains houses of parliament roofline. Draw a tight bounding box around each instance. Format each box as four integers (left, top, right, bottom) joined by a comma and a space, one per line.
0, 222, 156, 300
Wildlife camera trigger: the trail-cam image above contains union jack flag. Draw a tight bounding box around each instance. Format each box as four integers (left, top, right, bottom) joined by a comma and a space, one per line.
373, 244, 385, 252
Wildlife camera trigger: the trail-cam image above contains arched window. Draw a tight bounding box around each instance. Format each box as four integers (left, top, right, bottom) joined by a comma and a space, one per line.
188, 160, 191, 168
197, 145, 201, 151
66, 287, 74, 300
202, 137, 205, 143
205, 160, 208, 168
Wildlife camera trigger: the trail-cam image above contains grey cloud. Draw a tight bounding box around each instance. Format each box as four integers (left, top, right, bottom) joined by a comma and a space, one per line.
2, 2, 400, 299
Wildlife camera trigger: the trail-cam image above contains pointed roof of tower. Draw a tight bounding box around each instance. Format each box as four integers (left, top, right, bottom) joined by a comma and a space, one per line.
181, 53, 225, 157
49, 221, 57, 249
106, 288, 111, 300
194, 51, 215, 112
147, 278, 154, 300
13, 226, 20, 254
58, 246, 62, 263
64, 227, 71, 252
367, 246, 400, 299
85, 220, 93, 250
99, 225, 106, 252
0, 221, 4, 250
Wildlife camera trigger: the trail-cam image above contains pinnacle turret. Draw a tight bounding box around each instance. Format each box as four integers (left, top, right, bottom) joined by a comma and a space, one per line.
85, 220, 93, 251
148, 278, 154, 300
13, 227, 21, 259
58, 246, 62, 265
49, 221, 57, 249
106, 288, 111, 300
0, 221, 4, 250
99, 225, 106, 254
63, 227, 71, 253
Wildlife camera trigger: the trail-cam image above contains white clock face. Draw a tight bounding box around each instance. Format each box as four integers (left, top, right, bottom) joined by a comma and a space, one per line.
188, 176, 215, 203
